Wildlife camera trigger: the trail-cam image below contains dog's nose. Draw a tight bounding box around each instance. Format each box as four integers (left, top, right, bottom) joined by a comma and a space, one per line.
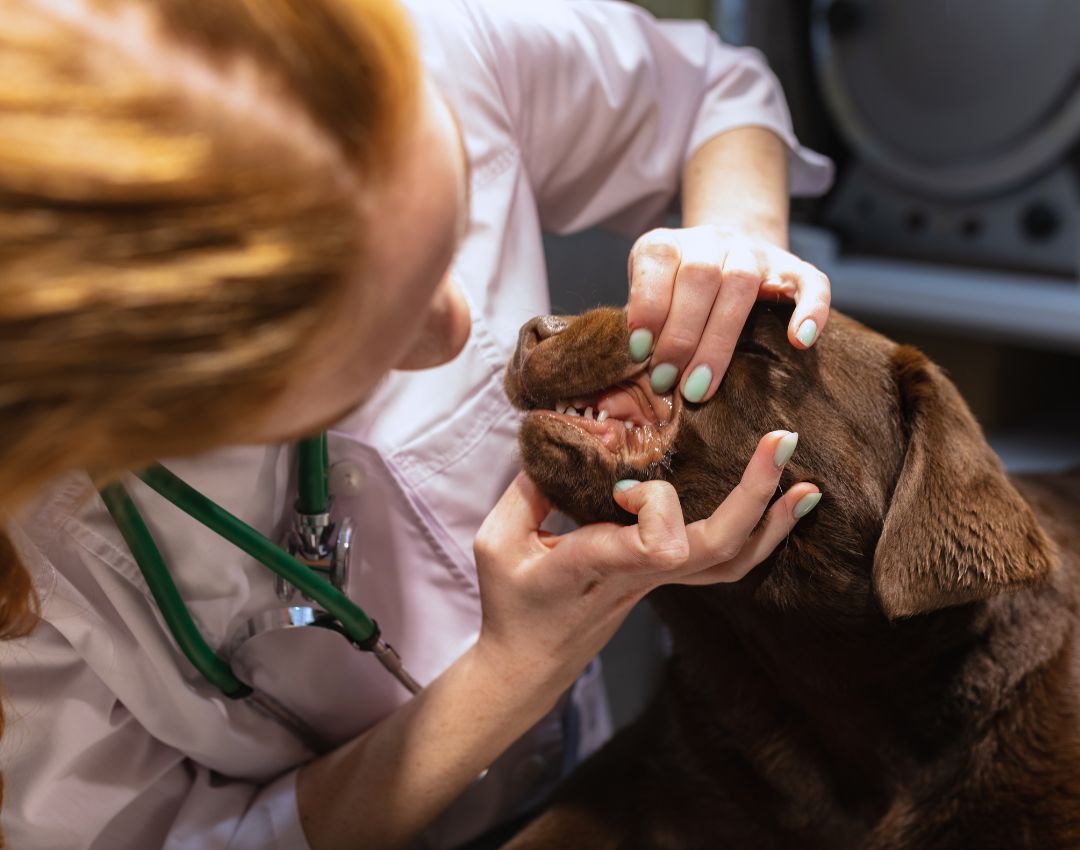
508, 315, 569, 405
520, 314, 568, 347
514, 315, 568, 364
534, 315, 569, 340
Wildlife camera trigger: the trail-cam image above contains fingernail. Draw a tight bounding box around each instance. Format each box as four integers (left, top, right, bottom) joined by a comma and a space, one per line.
681, 364, 712, 403
650, 363, 678, 394
773, 431, 799, 467
793, 492, 822, 519
796, 319, 818, 348
614, 479, 641, 493
628, 328, 654, 362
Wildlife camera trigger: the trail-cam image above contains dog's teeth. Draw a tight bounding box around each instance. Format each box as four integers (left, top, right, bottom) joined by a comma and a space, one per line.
555, 402, 566, 414
584, 406, 593, 420
566, 407, 580, 417
597, 409, 609, 423
624, 420, 634, 431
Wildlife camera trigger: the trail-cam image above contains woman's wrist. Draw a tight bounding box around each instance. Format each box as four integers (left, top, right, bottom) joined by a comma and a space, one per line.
295, 639, 574, 850
468, 635, 580, 713
683, 218, 788, 252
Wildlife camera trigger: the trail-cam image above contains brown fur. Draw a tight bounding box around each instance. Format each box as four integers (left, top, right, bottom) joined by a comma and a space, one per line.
502, 304, 1080, 850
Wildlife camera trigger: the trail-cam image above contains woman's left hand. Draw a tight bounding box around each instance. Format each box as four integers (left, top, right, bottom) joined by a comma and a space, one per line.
625, 223, 831, 403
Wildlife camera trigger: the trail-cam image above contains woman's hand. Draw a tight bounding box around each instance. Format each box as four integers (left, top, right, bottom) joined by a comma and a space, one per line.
625, 224, 831, 404
299, 433, 819, 850
471, 430, 820, 696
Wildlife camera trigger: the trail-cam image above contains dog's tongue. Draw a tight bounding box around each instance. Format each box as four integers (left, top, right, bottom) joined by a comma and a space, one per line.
594, 388, 644, 424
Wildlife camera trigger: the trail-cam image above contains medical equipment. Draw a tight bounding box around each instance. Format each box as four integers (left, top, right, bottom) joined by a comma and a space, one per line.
721, 0, 1080, 277
100, 434, 422, 719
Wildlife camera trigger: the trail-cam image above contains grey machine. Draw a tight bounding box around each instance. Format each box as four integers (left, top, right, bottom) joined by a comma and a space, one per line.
805, 0, 1080, 277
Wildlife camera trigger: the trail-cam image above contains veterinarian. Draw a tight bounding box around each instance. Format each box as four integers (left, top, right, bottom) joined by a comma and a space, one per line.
0, 1, 833, 849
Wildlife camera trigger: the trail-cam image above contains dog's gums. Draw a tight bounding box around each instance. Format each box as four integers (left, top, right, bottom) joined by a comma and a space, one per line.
523, 371, 679, 467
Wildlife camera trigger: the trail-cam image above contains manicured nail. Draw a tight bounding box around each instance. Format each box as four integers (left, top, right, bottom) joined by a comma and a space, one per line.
681, 364, 712, 403
628, 328, 653, 362
796, 319, 818, 348
614, 479, 641, 493
650, 363, 678, 394
773, 431, 799, 467
793, 492, 822, 519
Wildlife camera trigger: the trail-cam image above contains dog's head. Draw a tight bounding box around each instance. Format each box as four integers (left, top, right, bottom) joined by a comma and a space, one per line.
505, 305, 1055, 621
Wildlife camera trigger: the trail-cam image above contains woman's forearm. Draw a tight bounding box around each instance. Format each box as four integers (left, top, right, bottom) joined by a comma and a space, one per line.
295, 644, 567, 850
681, 126, 790, 248
291, 122, 811, 850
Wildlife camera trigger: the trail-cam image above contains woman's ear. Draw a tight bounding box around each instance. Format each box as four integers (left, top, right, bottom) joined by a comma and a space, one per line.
872, 347, 1056, 619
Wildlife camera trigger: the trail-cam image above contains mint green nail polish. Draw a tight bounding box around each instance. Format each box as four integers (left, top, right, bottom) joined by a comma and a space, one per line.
614, 479, 641, 493
793, 492, 822, 519
796, 319, 818, 348
629, 328, 654, 362
682, 364, 712, 403
650, 363, 678, 394
773, 431, 799, 467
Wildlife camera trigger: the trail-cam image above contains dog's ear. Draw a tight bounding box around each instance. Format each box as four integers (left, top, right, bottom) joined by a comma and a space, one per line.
872, 346, 1056, 619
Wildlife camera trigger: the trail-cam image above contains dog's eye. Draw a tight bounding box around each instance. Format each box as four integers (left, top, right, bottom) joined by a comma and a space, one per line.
734, 339, 781, 362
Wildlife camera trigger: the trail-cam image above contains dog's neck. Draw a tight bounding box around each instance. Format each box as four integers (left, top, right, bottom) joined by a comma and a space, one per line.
648, 569, 1075, 820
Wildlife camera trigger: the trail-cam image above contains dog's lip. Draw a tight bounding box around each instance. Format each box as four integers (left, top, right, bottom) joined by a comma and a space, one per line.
522, 371, 682, 466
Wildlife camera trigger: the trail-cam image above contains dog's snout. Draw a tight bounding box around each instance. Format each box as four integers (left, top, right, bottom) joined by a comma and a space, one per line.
507, 315, 569, 406
515, 315, 568, 364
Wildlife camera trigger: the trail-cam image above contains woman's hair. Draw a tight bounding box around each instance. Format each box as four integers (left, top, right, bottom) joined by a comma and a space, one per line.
0, 0, 420, 831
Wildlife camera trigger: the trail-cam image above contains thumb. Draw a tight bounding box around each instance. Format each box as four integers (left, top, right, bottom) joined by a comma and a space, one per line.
611, 479, 690, 573
477, 473, 553, 551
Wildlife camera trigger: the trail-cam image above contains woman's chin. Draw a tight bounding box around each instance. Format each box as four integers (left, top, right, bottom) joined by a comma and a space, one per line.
394, 283, 472, 371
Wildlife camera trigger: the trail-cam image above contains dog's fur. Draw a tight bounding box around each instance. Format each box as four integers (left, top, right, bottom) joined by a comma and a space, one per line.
501, 304, 1080, 850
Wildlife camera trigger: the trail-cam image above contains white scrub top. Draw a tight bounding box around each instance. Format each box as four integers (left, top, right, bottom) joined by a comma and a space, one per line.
0, 2, 832, 849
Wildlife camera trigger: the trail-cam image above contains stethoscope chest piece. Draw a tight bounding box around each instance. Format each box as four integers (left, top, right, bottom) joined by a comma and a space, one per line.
275, 512, 353, 604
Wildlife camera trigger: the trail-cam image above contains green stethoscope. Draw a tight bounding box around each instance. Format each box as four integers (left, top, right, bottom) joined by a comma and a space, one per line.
99, 434, 421, 748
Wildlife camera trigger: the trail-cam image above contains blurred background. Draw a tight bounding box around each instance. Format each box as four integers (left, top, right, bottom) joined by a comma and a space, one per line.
556, 0, 1080, 729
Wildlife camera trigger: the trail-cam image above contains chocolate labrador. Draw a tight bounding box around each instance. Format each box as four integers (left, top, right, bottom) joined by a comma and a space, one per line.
500, 304, 1080, 850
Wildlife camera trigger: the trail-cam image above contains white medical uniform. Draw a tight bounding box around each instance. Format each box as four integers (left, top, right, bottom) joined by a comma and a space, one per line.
0, 2, 832, 848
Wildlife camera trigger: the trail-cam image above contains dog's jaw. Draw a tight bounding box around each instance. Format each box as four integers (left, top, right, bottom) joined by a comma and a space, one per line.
507, 309, 686, 523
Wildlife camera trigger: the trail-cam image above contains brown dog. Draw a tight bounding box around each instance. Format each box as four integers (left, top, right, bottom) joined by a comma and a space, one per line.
500, 304, 1080, 850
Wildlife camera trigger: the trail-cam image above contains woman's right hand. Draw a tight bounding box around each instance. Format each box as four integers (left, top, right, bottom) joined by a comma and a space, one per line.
471, 430, 821, 698
298, 432, 820, 850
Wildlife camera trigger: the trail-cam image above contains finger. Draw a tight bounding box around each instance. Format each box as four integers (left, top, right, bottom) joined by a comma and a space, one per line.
610, 479, 690, 572
677, 482, 821, 585
476, 473, 553, 555
626, 229, 681, 363
682, 430, 798, 571
786, 262, 831, 350
677, 242, 763, 403
554, 479, 688, 577
648, 230, 726, 392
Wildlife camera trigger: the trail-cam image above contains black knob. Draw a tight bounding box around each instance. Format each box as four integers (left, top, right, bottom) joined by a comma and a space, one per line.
1020, 202, 1061, 242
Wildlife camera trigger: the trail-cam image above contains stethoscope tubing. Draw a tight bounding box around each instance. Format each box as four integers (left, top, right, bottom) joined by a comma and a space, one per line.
136, 462, 381, 648
296, 434, 330, 515
99, 452, 385, 702
100, 482, 253, 698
